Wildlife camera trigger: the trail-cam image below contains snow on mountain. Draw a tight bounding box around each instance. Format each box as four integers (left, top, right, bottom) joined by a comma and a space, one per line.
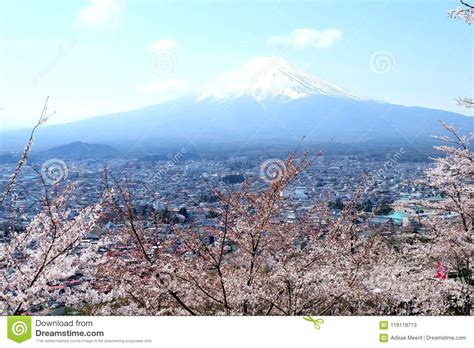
197, 56, 360, 103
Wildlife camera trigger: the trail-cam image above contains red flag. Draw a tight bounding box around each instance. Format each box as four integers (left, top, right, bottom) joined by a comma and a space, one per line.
436, 261, 447, 280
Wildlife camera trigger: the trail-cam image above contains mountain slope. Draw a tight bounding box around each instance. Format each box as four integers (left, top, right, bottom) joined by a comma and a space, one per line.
0, 57, 472, 152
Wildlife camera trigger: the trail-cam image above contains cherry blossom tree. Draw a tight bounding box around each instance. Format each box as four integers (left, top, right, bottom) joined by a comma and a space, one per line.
0, 100, 110, 315
401, 120, 473, 314
448, 0, 474, 25
0, 184, 109, 314
89, 152, 468, 315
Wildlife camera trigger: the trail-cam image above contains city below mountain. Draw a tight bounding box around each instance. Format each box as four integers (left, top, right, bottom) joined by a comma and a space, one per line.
0, 57, 472, 153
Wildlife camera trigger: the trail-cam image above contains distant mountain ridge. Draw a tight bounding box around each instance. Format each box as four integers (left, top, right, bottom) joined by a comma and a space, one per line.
0, 141, 119, 164
40, 141, 118, 158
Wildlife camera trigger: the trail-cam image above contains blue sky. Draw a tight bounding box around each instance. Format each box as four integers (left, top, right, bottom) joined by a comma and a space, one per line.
0, 0, 472, 131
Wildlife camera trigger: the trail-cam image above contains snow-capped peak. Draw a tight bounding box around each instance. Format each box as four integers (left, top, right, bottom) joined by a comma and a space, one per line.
197, 56, 359, 103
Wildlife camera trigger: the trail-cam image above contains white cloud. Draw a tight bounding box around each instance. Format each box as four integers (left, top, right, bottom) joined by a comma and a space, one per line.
267, 28, 342, 49
140, 80, 190, 95
148, 39, 177, 52
76, 0, 125, 29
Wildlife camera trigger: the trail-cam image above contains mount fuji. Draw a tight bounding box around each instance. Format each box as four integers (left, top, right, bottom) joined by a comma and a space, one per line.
1, 57, 472, 153
198, 56, 360, 102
